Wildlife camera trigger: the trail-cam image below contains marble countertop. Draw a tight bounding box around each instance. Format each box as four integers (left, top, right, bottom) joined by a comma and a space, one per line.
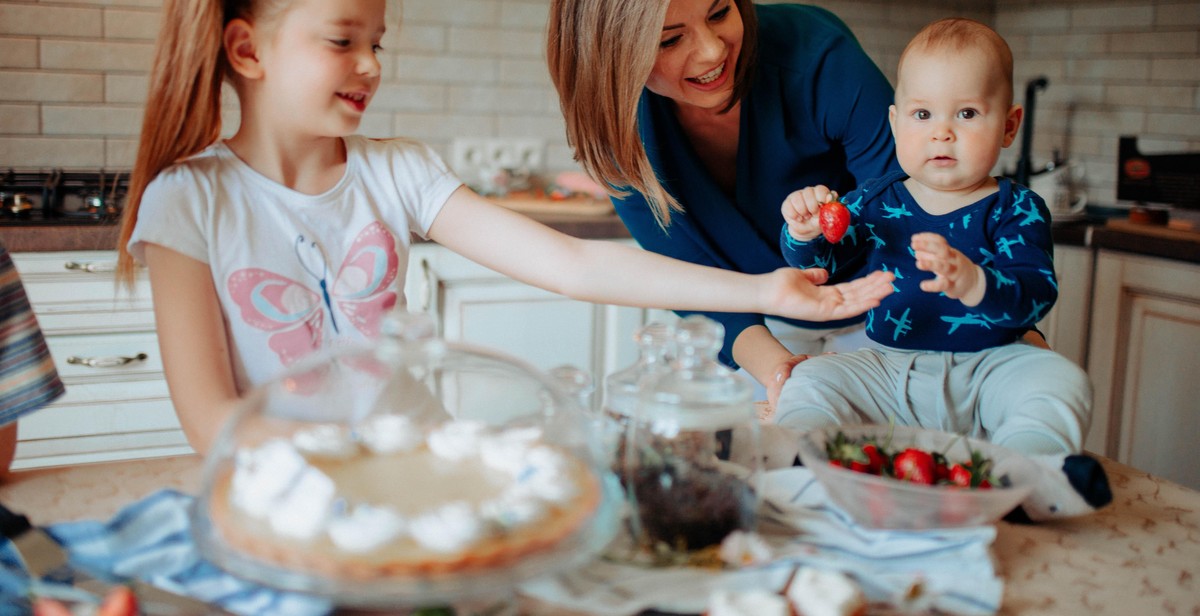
1, 453, 1196, 615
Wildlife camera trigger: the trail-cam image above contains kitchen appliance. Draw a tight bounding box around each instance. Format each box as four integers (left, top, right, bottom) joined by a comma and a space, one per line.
0, 168, 128, 225
1117, 136, 1200, 211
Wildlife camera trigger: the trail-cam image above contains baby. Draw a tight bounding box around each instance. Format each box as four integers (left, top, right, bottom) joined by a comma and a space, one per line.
775, 18, 1109, 521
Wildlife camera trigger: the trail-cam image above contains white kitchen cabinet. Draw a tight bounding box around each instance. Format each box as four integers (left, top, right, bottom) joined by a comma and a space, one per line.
1037, 244, 1094, 367
1085, 250, 1200, 491
9, 251, 191, 469
404, 241, 664, 410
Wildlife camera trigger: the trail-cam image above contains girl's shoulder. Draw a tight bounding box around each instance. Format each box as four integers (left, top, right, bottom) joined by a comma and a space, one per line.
145, 143, 229, 195
346, 135, 452, 175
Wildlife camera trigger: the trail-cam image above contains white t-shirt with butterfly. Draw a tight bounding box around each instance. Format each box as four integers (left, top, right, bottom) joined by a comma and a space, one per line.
129, 135, 462, 392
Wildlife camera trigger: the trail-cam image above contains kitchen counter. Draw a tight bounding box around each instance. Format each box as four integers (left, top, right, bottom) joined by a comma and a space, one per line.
1, 452, 1196, 615
1052, 208, 1200, 265
0, 203, 631, 253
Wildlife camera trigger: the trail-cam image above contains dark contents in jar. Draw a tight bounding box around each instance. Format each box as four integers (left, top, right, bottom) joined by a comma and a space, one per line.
631, 464, 755, 551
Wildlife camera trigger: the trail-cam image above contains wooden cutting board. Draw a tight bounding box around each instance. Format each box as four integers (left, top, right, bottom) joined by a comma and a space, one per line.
1106, 218, 1200, 240
491, 195, 614, 217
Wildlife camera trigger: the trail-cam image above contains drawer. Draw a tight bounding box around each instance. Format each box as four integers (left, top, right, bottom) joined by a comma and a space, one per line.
11, 250, 155, 335
16, 379, 177, 439
12, 430, 191, 470
45, 332, 163, 383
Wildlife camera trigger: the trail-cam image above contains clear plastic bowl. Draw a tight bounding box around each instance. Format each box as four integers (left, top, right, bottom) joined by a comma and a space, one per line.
795, 424, 1037, 530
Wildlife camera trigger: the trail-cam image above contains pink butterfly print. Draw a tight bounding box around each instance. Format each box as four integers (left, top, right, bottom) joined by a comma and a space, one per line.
227, 222, 400, 367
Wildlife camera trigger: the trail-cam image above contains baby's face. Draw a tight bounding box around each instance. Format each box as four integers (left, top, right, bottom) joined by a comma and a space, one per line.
889, 46, 1020, 196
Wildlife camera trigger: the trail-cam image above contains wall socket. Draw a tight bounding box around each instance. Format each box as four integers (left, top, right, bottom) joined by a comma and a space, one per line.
450, 137, 544, 192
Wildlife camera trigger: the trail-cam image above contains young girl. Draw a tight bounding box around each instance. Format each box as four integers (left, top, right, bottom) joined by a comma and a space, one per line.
115, 0, 894, 454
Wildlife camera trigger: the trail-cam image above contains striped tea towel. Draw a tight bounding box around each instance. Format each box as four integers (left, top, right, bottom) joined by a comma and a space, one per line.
0, 489, 331, 615
521, 466, 1002, 615
0, 242, 65, 424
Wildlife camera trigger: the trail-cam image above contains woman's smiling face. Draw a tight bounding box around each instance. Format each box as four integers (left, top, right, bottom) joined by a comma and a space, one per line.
646, 0, 743, 111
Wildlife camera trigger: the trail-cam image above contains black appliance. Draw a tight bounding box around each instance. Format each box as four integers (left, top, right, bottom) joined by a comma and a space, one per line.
0, 168, 128, 225
1117, 137, 1200, 211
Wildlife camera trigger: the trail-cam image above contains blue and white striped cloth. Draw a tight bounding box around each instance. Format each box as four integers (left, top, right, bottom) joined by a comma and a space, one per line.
522, 467, 1002, 615
0, 241, 65, 425
0, 489, 331, 615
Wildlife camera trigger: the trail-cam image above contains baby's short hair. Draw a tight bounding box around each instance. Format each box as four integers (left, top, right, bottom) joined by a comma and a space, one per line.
899, 18, 1015, 105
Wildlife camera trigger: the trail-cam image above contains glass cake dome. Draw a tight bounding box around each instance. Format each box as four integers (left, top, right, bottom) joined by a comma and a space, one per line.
189, 312, 621, 608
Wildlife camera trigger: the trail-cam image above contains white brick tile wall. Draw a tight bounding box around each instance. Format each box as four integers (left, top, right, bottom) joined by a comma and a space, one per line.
0, 5, 102, 37
102, 9, 160, 41
1156, 2, 1200, 27
0, 137, 104, 167
0, 71, 104, 102
0, 38, 38, 68
0, 104, 38, 134
40, 40, 154, 72
1071, 5, 1155, 30
104, 74, 149, 104
42, 105, 141, 136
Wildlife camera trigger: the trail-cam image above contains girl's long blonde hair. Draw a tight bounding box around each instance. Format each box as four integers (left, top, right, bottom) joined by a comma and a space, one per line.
115, 0, 232, 287
546, 0, 758, 228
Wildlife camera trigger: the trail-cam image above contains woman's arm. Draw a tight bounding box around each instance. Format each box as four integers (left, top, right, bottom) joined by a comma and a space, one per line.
143, 243, 240, 455
428, 187, 893, 321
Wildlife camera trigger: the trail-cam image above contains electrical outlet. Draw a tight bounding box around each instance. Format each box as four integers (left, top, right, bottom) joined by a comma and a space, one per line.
449, 137, 545, 193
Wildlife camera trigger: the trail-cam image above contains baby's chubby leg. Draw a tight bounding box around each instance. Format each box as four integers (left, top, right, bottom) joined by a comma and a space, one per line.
975, 344, 1092, 456
972, 344, 1108, 521
772, 349, 903, 433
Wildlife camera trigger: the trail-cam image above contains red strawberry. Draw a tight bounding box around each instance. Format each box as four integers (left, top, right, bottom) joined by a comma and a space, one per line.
819, 200, 851, 243
893, 447, 935, 485
948, 463, 973, 488
98, 587, 139, 616
862, 443, 888, 475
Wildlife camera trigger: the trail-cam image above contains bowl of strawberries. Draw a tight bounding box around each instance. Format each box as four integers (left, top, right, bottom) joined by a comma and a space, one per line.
795, 424, 1038, 530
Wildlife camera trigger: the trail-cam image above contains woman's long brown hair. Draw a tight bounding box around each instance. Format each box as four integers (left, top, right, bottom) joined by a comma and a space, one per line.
546, 0, 758, 228
115, 0, 229, 288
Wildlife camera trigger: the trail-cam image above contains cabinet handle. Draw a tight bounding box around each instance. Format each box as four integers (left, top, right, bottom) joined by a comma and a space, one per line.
64, 261, 117, 273
419, 258, 433, 312
67, 353, 149, 368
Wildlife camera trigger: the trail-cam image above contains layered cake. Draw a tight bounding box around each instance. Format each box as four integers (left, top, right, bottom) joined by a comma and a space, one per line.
208, 417, 602, 578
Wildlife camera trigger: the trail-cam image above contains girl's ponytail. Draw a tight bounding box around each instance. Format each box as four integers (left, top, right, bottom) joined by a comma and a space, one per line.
116, 0, 227, 287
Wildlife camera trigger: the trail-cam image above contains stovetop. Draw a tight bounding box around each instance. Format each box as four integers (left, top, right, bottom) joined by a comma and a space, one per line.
0, 168, 128, 226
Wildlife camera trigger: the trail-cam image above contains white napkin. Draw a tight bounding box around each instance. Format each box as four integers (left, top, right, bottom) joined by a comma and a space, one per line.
521, 467, 1002, 615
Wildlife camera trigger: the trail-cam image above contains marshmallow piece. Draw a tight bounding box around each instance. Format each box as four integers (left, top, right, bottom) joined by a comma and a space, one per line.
230, 438, 308, 518
328, 504, 406, 553
786, 567, 867, 616
293, 424, 360, 459
358, 414, 423, 454
427, 421, 488, 461
718, 530, 774, 567
409, 501, 486, 553
708, 589, 791, 616
267, 466, 337, 541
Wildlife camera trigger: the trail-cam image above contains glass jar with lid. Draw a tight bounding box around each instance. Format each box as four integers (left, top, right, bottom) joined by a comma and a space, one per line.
623, 315, 762, 565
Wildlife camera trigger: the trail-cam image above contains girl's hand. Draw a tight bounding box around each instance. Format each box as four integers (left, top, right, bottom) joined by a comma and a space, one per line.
911, 232, 985, 306
782, 186, 838, 242
764, 267, 894, 322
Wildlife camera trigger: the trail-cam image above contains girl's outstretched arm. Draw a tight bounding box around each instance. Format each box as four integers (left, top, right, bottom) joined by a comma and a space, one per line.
428, 186, 893, 322
143, 243, 239, 455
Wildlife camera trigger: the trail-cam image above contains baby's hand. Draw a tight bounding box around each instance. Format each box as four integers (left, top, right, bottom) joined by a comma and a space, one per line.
782, 186, 838, 242
911, 232, 986, 306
